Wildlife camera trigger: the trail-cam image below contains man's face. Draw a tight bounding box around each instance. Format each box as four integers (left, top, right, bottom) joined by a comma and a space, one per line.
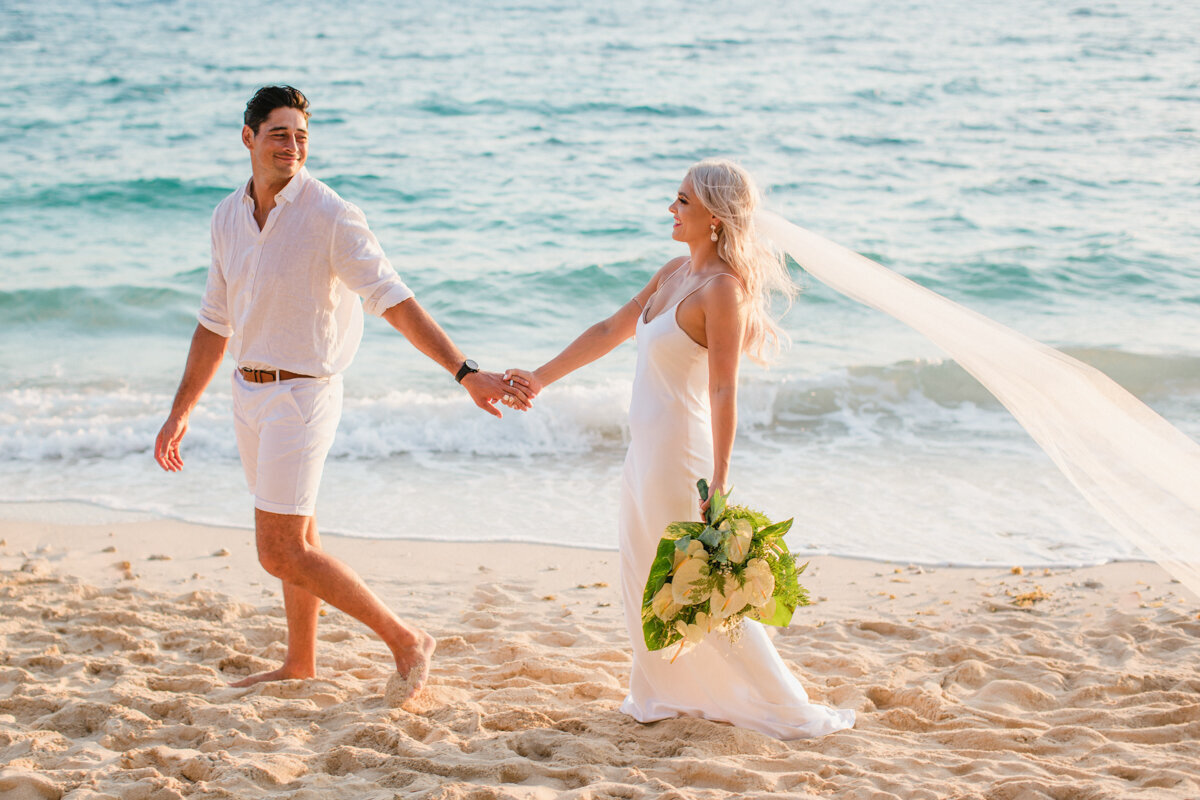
242, 106, 308, 184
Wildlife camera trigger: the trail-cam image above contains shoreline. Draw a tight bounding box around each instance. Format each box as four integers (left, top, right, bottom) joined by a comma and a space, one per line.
3, 515, 1199, 799
0, 499, 1151, 572
0, 508, 1177, 608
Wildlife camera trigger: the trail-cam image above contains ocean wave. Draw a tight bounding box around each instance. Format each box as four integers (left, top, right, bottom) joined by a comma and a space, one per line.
0, 259, 653, 342
0, 382, 632, 463
3, 349, 1194, 464
392, 260, 654, 334
0, 283, 199, 330
412, 97, 707, 119
908, 250, 1193, 302
0, 177, 230, 214
763, 349, 1200, 421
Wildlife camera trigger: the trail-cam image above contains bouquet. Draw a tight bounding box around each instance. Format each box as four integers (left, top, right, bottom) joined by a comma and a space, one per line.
641, 480, 809, 661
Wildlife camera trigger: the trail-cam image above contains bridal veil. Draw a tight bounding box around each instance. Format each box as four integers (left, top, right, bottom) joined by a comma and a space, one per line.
758, 211, 1200, 597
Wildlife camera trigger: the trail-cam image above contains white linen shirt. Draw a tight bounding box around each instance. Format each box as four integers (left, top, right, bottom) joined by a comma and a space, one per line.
197, 167, 414, 377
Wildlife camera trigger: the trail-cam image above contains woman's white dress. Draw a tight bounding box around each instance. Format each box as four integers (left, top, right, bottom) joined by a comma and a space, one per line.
617, 295, 856, 739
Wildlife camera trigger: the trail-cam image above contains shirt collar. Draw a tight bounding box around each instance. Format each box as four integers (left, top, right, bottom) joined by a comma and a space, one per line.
240, 167, 310, 206
276, 167, 309, 205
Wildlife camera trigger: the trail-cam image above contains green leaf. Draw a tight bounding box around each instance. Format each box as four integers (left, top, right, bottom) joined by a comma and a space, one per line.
696, 478, 709, 503
699, 526, 722, 548
665, 521, 705, 540
755, 518, 794, 542
642, 614, 679, 651
757, 597, 797, 628
725, 504, 771, 530
641, 536, 681, 611
709, 488, 727, 521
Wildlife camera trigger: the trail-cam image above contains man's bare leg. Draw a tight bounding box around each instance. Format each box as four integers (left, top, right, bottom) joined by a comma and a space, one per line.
231, 509, 436, 696
231, 517, 321, 687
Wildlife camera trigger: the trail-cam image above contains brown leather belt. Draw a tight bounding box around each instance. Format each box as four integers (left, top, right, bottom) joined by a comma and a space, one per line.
239, 366, 316, 383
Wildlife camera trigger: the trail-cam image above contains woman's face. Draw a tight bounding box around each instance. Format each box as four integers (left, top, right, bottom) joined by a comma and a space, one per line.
668, 177, 714, 244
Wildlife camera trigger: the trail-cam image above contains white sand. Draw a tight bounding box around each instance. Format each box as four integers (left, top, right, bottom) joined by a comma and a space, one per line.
2, 514, 1199, 799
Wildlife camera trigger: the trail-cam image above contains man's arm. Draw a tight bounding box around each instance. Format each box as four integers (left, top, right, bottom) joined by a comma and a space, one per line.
381, 298, 530, 417
155, 323, 229, 471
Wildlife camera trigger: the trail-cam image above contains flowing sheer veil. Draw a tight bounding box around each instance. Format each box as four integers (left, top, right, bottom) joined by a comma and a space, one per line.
757, 211, 1200, 597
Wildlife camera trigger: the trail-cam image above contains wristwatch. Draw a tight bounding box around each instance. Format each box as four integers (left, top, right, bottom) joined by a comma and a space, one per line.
454, 359, 479, 383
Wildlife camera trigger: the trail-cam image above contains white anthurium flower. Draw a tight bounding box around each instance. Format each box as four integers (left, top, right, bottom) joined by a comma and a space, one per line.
727, 518, 753, 564
674, 611, 712, 645
671, 539, 709, 574
710, 578, 747, 620
651, 583, 683, 621
671, 548, 688, 573
671, 557, 710, 606
743, 558, 776, 608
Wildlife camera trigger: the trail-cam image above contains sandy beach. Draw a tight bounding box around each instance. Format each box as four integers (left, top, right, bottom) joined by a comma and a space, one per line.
2, 512, 1199, 800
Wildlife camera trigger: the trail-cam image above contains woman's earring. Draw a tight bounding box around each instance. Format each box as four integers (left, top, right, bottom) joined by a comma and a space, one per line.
710, 224, 719, 242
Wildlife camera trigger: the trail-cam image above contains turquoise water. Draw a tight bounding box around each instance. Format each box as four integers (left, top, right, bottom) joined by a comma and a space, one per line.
2, 0, 1198, 565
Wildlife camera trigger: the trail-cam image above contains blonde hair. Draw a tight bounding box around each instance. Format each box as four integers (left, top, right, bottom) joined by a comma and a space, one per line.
685, 159, 796, 364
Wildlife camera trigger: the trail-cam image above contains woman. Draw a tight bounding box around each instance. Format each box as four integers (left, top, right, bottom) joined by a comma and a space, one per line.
504, 160, 855, 739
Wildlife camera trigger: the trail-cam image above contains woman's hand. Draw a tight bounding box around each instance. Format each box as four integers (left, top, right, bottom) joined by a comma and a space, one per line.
500, 368, 543, 408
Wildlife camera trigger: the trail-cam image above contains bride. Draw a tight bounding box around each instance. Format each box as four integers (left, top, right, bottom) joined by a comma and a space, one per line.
503, 159, 855, 739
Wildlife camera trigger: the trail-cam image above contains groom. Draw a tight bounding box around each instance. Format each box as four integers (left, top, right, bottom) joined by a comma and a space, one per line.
154, 85, 528, 697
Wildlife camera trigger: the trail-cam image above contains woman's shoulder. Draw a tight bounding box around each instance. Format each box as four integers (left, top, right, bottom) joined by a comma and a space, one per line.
657, 255, 689, 276
690, 270, 747, 323
647, 256, 689, 290
700, 269, 747, 299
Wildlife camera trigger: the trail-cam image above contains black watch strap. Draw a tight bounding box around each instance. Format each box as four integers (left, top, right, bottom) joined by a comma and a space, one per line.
454, 359, 479, 383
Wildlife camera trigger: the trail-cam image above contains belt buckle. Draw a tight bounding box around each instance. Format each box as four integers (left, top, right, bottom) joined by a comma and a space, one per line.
241, 366, 279, 383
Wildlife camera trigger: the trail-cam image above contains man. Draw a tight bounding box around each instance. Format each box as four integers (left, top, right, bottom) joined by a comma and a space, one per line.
154, 86, 528, 701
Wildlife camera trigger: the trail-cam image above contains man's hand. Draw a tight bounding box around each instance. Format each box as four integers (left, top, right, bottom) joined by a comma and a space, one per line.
154, 324, 228, 473
155, 414, 189, 471
462, 370, 533, 417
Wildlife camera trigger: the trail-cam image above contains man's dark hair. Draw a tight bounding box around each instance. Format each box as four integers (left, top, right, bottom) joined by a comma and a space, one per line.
244, 85, 310, 134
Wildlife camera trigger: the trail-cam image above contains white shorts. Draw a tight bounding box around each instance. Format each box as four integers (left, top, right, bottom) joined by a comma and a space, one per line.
231, 372, 343, 517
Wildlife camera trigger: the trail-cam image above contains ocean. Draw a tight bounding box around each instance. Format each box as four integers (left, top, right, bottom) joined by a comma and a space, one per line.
2, 0, 1197, 567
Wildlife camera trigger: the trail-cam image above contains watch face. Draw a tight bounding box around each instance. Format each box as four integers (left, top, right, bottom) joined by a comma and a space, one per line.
455, 359, 480, 383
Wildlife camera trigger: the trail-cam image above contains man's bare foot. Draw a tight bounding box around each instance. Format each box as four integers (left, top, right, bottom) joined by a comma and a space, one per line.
385, 630, 437, 707
229, 664, 315, 688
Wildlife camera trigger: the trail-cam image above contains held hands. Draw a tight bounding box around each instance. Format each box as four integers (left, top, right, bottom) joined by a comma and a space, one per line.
500, 369, 543, 409
462, 370, 534, 417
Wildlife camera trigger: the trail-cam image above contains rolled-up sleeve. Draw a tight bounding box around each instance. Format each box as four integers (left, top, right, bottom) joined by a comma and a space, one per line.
331, 203, 414, 317
197, 212, 234, 338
